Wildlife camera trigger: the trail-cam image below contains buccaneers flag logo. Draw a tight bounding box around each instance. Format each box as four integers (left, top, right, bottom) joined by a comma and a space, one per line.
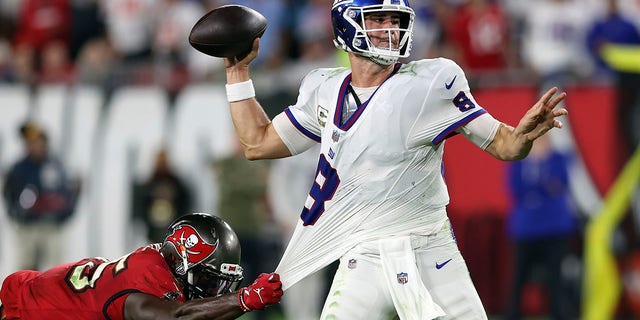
166, 224, 218, 274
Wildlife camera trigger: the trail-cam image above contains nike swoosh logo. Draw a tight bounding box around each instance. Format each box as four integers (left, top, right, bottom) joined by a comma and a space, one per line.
435, 258, 452, 269
445, 75, 457, 90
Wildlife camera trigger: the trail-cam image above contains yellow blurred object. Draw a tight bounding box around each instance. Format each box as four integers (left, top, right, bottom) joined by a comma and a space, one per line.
335, 49, 349, 68
600, 44, 640, 73
582, 147, 640, 320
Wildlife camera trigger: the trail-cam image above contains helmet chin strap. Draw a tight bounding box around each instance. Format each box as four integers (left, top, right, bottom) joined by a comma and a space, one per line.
368, 54, 397, 66
356, 49, 397, 66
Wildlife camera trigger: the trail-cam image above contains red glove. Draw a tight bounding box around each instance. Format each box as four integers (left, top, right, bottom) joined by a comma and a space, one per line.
237, 273, 283, 312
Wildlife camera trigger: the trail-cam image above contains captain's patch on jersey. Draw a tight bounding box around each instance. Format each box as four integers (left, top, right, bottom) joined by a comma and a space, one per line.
316, 105, 328, 127
397, 272, 408, 285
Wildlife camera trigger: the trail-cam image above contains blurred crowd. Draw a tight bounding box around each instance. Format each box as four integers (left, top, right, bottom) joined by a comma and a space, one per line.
1, 0, 640, 319
0, 0, 638, 94
0, 0, 639, 149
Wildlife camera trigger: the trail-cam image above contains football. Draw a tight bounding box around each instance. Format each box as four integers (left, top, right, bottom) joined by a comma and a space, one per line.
188, 5, 267, 58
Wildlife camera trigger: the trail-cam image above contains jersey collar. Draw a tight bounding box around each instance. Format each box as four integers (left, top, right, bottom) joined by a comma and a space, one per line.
334, 63, 402, 130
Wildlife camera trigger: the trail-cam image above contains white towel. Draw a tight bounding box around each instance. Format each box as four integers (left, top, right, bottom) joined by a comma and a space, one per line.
379, 236, 445, 320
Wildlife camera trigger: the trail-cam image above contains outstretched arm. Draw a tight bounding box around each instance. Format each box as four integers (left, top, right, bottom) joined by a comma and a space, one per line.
124, 273, 283, 320
224, 39, 291, 160
485, 87, 568, 161
124, 292, 244, 320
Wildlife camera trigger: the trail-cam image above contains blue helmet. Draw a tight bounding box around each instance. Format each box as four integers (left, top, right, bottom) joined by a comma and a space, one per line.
332, 0, 415, 65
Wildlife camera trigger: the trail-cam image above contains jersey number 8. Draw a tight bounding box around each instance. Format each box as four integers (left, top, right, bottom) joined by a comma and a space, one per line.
301, 154, 340, 226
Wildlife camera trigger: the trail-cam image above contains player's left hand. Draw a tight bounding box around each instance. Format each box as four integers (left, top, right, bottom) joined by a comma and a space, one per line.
237, 272, 283, 312
515, 87, 568, 141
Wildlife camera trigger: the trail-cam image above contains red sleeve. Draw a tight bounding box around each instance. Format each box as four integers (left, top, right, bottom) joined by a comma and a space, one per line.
0, 271, 41, 318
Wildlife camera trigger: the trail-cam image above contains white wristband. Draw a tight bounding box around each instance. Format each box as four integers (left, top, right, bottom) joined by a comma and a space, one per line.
226, 79, 255, 103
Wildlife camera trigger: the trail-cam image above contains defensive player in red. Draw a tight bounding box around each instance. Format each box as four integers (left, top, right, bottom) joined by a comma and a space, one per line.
0, 212, 282, 320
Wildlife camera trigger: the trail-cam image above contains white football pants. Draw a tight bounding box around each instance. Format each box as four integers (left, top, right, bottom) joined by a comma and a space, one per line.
319, 220, 487, 320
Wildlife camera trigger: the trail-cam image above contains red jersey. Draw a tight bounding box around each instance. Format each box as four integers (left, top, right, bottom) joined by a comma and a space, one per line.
0, 244, 185, 320
13, 0, 71, 51
446, 3, 509, 72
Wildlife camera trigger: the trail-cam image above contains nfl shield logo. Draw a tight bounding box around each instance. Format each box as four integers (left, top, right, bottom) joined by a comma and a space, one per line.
332, 130, 340, 142
348, 259, 357, 269
397, 272, 408, 285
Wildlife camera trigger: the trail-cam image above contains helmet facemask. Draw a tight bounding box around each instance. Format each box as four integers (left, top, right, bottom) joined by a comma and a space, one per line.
332, 1, 415, 65
183, 263, 243, 299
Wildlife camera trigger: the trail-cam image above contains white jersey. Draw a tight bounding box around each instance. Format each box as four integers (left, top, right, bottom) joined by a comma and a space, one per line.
272, 58, 500, 289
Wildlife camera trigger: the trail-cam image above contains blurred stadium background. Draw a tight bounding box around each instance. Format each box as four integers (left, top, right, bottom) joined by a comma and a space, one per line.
0, 0, 639, 319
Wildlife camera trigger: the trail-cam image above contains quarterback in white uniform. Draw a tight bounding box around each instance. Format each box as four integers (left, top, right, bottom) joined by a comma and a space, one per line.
221, 0, 568, 319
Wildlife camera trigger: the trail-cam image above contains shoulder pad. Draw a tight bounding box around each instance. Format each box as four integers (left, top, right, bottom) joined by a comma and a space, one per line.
300, 67, 349, 91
